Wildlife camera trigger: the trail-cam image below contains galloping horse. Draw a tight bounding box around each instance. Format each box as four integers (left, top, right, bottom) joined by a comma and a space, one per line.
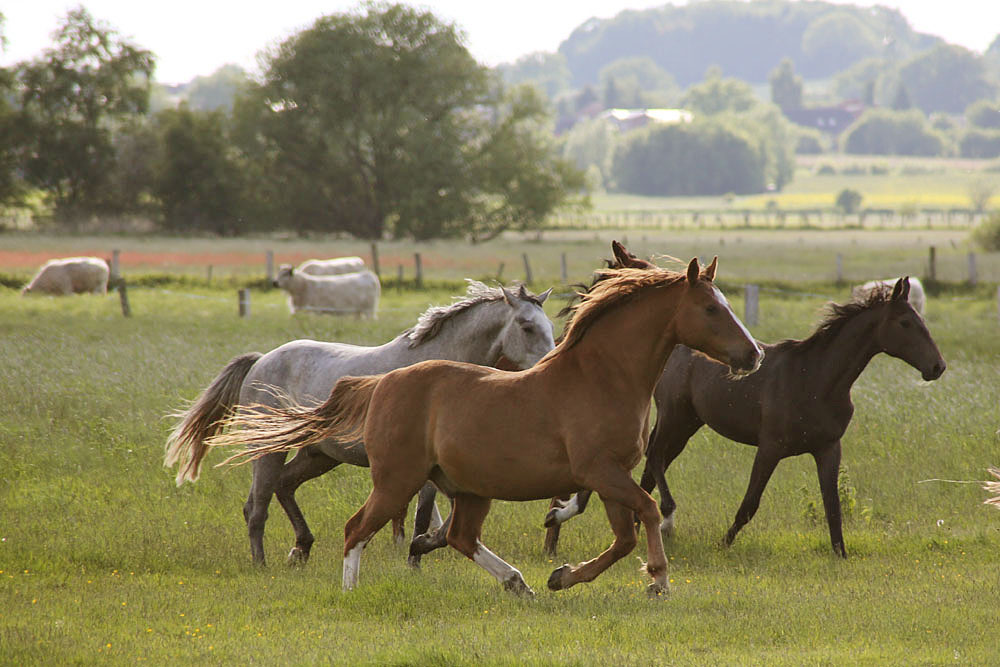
209, 258, 762, 595
545, 277, 946, 558
165, 281, 555, 566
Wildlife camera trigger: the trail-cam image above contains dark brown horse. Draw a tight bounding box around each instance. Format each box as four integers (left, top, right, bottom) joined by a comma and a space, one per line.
210, 259, 763, 595
545, 277, 946, 558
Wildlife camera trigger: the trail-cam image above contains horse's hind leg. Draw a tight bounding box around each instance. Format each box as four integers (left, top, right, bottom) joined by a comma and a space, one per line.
542, 491, 593, 557
245, 452, 287, 566
274, 447, 340, 566
408, 483, 450, 568
448, 494, 532, 595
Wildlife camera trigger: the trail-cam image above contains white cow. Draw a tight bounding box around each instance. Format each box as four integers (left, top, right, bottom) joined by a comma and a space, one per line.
853, 277, 925, 315
274, 264, 380, 317
22, 257, 110, 296
297, 256, 365, 276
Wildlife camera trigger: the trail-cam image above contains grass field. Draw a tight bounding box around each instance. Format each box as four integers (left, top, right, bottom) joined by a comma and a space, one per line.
1, 234, 999, 664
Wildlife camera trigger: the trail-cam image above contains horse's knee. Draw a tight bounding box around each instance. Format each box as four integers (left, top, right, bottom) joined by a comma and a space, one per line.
446, 533, 477, 559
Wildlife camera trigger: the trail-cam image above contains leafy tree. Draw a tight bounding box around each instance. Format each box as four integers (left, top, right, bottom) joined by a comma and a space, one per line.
153, 106, 247, 235
800, 12, 882, 73
183, 64, 250, 112
611, 120, 765, 196
769, 58, 802, 110
232, 4, 583, 241
958, 128, 1000, 159
835, 188, 863, 214
897, 44, 996, 114
598, 57, 678, 108
681, 67, 758, 115
841, 109, 944, 156
891, 83, 912, 111
496, 52, 571, 100
12, 7, 153, 222
561, 117, 620, 189
966, 100, 1000, 129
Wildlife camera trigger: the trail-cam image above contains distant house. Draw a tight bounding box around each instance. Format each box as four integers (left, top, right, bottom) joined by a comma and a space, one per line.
783, 100, 865, 135
597, 108, 695, 131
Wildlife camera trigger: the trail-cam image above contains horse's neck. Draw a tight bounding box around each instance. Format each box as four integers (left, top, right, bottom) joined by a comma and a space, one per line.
558, 287, 679, 399
399, 302, 506, 366
807, 308, 882, 397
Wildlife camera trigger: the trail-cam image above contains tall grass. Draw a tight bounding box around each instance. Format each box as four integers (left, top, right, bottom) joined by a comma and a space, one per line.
1, 242, 998, 664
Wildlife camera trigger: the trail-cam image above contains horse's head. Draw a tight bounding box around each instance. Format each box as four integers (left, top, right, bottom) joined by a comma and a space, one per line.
875, 277, 945, 381
674, 257, 763, 375
496, 284, 556, 369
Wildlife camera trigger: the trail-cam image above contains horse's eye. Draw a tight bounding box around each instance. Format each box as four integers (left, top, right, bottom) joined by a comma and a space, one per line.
705, 304, 719, 315
521, 323, 534, 334
900, 319, 911, 329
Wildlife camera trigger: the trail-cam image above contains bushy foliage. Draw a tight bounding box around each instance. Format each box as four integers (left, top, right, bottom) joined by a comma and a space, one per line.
966, 99, 1000, 129
897, 44, 997, 114
958, 128, 1000, 159
611, 121, 765, 196
841, 109, 945, 156
971, 211, 1000, 251
835, 187, 863, 214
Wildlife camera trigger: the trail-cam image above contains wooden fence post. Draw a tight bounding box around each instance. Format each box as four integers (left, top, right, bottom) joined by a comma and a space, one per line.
117, 280, 131, 318
968, 252, 978, 286
238, 288, 250, 317
560, 252, 568, 285
414, 253, 423, 289
835, 253, 843, 283
370, 242, 380, 279
497, 262, 505, 282
928, 246, 936, 282
265, 251, 274, 283
744, 284, 759, 327
522, 253, 533, 284
996, 285, 1000, 325
111, 249, 121, 284
397, 265, 404, 293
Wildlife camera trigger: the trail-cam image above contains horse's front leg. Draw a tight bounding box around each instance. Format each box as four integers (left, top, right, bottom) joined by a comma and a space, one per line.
275, 447, 340, 565
813, 441, 847, 558
725, 446, 781, 547
547, 471, 667, 594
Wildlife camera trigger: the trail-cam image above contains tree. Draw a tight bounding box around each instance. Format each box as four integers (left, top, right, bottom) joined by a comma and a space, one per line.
769, 58, 803, 110
598, 57, 678, 109
612, 121, 765, 196
183, 64, 250, 112
835, 188, 863, 214
13, 7, 153, 222
800, 12, 882, 74
841, 109, 944, 156
154, 106, 247, 235
897, 44, 996, 114
891, 83, 912, 110
966, 100, 1000, 129
496, 52, 571, 100
232, 4, 583, 241
681, 67, 758, 116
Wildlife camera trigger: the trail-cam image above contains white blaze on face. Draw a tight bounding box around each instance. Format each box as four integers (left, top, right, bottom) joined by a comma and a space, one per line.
712, 285, 758, 353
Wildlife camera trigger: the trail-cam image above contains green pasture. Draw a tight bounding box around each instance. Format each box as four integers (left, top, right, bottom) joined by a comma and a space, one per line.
1, 234, 999, 664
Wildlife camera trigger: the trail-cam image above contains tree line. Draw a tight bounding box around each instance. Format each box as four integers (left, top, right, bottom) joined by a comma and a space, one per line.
0, 6, 585, 239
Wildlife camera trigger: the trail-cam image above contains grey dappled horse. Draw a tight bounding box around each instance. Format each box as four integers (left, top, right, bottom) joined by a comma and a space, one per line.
165, 281, 555, 566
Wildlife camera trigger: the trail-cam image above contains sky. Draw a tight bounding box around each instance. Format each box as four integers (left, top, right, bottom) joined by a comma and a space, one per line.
1, 1, 998, 85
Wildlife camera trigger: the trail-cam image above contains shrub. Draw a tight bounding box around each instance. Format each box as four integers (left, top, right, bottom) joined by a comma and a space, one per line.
835, 188, 863, 214
971, 211, 1000, 251
959, 128, 1000, 159
842, 108, 945, 156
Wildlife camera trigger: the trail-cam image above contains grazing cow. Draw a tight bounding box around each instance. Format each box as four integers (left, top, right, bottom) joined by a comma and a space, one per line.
853, 276, 925, 315
21, 257, 110, 296
297, 256, 365, 276
273, 264, 380, 317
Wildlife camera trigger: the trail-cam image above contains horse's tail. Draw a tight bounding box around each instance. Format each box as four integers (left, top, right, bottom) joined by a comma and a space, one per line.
164, 352, 263, 485
208, 374, 383, 468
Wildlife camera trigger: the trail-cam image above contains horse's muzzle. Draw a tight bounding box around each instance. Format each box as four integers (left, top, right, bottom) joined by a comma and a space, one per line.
922, 360, 946, 381
730, 346, 764, 376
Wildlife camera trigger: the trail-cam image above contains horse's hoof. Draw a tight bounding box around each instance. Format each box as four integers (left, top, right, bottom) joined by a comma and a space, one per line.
646, 581, 670, 598
547, 564, 572, 591
286, 547, 309, 567
543, 508, 559, 528
502, 576, 534, 597
406, 554, 422, 569
393, 532, 406, 547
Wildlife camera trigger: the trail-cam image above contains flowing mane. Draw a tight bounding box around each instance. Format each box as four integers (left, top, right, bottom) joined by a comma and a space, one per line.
404, 280, 544, 348
773, 282, 894, 353
552, 267, 686, 357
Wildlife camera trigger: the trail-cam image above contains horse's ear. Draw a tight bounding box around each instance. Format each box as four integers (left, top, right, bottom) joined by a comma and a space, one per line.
891, 277, 909, 301
536, 287, 553, 304
611, 240, 630, 266
518, 284, 529, 298
702, 256, 718, 282
500, 286, 516, 305
686, 257, 700, 284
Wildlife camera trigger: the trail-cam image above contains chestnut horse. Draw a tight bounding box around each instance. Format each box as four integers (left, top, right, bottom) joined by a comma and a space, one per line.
545, 277, 946, 558
210, 259, 763, 595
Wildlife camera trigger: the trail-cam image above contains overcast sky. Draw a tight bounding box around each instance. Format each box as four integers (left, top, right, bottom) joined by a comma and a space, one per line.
1, 1, 998, 84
